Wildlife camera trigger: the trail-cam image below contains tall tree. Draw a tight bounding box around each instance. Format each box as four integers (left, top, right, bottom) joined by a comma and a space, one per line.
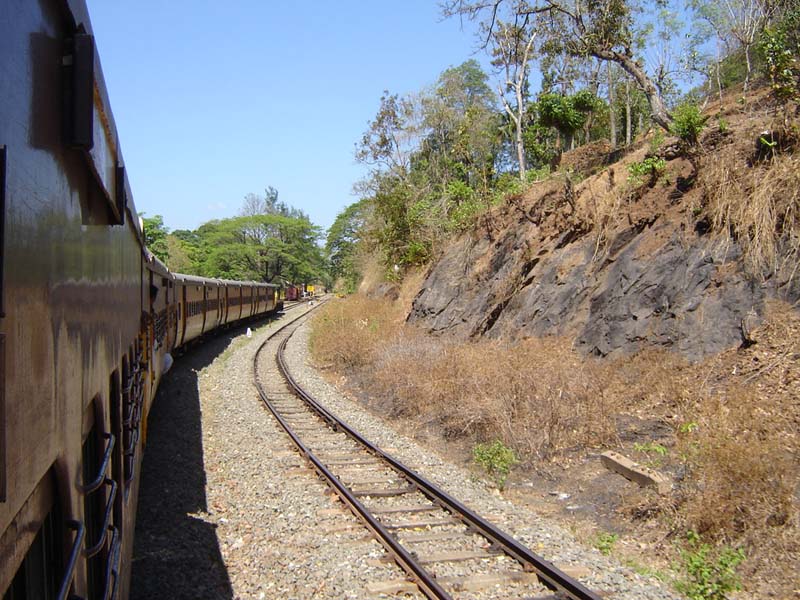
356, 91, 419, 179
491, 19, 538, 179
141, 214, 169, 263
326, 200, 370, 292
419, 60, 500, 195
688, 0, 777, 91
442, 0, 675, 129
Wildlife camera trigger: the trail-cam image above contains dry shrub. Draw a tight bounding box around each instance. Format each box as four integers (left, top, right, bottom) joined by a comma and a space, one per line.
369, 334, 617, 461
680, 387, 796, 542
601, 348, 694, 416
703, 145, 800, 277
578, 168, 627, 260
309, 295, 402, 370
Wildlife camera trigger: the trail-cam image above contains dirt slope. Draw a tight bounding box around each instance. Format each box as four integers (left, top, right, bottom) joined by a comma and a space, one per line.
408, 92, 799, 362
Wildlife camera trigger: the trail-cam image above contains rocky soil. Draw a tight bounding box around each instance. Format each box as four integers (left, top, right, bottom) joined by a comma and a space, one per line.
406, 98, 799, 362
130, 306, 683, 599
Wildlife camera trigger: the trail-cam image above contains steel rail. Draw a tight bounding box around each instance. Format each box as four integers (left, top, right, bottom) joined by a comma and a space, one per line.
271, 323, 604, 600
251, 302, 449, 598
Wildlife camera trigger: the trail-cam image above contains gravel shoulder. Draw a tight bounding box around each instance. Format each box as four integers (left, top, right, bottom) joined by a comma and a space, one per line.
131, 305, 683, 599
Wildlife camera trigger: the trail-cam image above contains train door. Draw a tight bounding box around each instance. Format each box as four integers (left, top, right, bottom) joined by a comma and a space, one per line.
200, 284, 208, 335
223, 285, 229, 325
2, 471, 75, 600
179, 284, 187, 347
213, 285, 221, 328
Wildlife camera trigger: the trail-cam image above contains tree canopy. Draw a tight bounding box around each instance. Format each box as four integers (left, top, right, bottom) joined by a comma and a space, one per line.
143, 190, 325, 285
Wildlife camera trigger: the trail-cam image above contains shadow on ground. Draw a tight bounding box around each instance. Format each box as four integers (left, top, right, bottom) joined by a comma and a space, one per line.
130, 317, 274, 599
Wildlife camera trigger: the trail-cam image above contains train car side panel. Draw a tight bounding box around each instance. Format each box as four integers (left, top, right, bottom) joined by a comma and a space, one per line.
0, 1, 143, 597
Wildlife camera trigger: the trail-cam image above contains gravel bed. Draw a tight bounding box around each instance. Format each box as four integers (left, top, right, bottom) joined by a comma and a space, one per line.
282, 318, 685, 600
132, 304, 682, 599
133, 307, 423, 599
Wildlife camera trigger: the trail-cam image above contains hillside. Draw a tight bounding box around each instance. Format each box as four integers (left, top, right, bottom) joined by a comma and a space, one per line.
315, 86, 799, 599
407, 88, 799, 362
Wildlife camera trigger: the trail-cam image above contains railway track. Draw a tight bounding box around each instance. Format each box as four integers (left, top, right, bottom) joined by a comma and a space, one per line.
253, 307, 603, 600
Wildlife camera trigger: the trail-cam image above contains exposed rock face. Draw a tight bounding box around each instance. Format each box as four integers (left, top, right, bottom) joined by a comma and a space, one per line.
407, 168, 800, 362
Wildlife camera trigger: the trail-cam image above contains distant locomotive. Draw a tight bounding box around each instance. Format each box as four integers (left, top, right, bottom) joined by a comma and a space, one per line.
1, 3, 281, 599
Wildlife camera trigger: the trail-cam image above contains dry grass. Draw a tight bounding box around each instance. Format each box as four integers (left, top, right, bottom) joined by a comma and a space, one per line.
679, 387, 794, 532
309, 294, 799, 596
309, 296, 403, 370
311, 294, 617, 462
701, 126, 800, 278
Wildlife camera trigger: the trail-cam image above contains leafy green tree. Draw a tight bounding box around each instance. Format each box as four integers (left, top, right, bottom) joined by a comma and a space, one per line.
198, 215, 324, 284
421, 60, 500, 193
326, 200, 370, 292
141, 214, 169, 263
760, 4, 800, 103
537, 90, 604, 151
165, 235, 196, 274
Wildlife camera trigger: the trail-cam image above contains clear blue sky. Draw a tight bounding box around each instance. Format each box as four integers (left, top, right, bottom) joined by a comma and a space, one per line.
85, 1, 484, 234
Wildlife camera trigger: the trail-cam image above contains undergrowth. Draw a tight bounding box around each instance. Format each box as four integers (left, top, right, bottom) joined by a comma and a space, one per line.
702, 148, 800, 278
309, 295, 800, 597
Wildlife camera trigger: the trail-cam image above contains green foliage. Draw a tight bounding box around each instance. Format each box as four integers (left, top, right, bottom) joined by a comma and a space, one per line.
627, 156, 666, 186
196, 213, 324, 284
669, 103, 708, 147
760, 7, 800, 103
473, 440, 518, 489
676, 531, 745, 600
327, 200, 369, 293
538, 93, 589, 137
141, 214, 169, 263
649, 130, 665, 154
633, 441, 669, 456
594, 532, 619, 556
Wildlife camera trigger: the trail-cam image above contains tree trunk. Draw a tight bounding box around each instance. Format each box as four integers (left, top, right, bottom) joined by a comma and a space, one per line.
716, 41, 723, 103
593, 49, 672, 130
608, 62, 617, 148
516, 119, 527, 180
625, 78, 632, 146
744, 44, 752, 92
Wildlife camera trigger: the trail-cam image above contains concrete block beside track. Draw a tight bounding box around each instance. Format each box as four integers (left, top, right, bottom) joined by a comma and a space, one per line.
600, 451, 671, 494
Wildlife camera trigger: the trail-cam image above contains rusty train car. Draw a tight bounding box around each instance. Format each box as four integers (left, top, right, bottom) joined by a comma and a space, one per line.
1, 2, 281, 599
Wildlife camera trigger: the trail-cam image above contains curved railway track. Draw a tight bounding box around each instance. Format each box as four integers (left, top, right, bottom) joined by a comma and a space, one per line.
253, 305, 603, 600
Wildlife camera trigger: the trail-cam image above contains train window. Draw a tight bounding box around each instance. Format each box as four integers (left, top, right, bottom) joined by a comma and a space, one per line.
82, 427, 104, 599
1, 145, 6, 320
109, 371, 123, 539
3, 504, 63, 600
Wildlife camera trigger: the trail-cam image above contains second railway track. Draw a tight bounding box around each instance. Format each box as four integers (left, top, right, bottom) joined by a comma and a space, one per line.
254, 304, 602, 600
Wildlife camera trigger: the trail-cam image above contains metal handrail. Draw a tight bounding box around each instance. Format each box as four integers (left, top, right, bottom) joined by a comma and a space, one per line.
57, 520, 85, 600
81, 434, 115, 494
103, 527, 121, 600
84, 479, 117, 558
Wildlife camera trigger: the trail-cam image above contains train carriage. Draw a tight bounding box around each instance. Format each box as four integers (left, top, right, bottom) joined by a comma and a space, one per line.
0, 3, 287, 599
1, 2, 148, 597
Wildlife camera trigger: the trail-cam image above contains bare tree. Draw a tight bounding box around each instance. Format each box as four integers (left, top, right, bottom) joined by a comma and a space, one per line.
442, 0, 675, 129
688, 0, 779, 92
491, 20, 538, 179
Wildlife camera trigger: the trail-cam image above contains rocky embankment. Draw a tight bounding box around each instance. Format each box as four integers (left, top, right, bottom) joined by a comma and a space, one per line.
408, 134, 798, 361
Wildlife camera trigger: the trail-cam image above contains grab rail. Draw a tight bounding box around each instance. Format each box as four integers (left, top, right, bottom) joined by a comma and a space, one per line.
102, 526, 121, 600
84, 478, 117, 558
81, 434, 115, 494
57, 520, 85, 600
